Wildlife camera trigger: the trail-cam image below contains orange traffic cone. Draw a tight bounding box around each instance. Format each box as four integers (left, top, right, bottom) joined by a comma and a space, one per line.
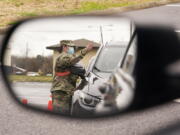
22, 98, 28, 104
48, 95, 53, 111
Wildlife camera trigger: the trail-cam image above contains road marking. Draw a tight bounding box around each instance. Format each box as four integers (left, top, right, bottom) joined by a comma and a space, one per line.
175, 30, 180, 33
166, 4, 180, 7
174, 99, 180, 103
18, 96, 49, 99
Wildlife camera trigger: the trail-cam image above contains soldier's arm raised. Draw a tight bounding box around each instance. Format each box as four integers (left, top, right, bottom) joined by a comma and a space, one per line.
56, 44, 93, 67
70, 48, 88, 64
70, 43, 93, 65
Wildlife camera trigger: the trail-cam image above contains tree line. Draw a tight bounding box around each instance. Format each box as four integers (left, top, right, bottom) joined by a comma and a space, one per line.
11, 55, 53, 75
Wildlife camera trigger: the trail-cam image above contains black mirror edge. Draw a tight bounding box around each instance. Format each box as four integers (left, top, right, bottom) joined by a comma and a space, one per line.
128, 25, 180, 111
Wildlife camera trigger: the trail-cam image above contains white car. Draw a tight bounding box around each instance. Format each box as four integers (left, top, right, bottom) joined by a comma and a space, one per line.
96, 32, 137, 114
27, 72, 39, 76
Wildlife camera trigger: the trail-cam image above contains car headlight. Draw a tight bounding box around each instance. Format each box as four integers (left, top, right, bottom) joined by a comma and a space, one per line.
79, 92, 101, 107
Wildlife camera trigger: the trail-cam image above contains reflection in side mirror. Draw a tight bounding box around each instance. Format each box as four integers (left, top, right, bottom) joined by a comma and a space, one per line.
2, 15, 180, 118
1, 16, 134, 117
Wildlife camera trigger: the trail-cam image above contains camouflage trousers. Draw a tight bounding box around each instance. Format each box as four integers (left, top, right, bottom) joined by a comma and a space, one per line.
52, 91, 72, 115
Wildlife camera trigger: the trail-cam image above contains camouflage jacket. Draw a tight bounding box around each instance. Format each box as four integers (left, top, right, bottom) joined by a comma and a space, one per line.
51, 48, 88, 94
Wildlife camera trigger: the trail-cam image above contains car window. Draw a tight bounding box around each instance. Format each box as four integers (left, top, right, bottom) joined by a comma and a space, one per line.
93, 46, 127, 74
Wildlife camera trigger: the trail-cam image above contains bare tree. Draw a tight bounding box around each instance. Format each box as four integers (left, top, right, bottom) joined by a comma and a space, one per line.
11, 55, 53, 74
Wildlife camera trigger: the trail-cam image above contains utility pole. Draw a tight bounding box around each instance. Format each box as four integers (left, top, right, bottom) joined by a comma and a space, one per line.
130, 21, 134, 38
25, 43, 29, 59
25, 43, 29, 71
100, 26, 104, 45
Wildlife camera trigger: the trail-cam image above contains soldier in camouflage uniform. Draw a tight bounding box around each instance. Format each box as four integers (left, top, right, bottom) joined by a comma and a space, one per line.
51, 40, 93, 115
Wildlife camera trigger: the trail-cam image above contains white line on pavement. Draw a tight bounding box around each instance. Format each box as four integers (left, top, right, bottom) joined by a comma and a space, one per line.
174, 99, 180, 103
166, 4, 180, 7
175, 30, 180, 33
18, 96, 49, 99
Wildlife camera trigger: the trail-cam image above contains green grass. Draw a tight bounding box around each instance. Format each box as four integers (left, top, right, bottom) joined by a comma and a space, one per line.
20, 12, 39, 17
9, 75, 53, 82
7, 20, 18, 25
0, 0, 175, 28
69, 0, 160, 14
69, 2, 108, 14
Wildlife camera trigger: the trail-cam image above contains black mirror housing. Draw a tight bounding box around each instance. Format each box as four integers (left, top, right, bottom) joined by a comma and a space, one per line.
1, 16, 180, 118
130, 25, 180, 111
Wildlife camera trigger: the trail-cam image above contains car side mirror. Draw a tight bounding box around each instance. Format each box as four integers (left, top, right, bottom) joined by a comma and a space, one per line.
1, 15, 180, 118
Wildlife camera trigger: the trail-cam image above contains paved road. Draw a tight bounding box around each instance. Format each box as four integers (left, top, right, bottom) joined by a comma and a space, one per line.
1, 3, 180, 135
123, 3, 180, 30
13, 82, 51, 108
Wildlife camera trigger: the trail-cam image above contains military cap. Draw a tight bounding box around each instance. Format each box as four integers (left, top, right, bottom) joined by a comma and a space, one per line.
60, 40, 75, 46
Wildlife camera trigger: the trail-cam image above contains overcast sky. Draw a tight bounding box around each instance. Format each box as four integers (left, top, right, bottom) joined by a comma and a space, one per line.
9, 16, 131, 57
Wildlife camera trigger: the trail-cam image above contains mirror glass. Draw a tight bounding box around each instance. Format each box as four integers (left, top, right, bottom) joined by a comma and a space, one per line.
3, 16, 136, 117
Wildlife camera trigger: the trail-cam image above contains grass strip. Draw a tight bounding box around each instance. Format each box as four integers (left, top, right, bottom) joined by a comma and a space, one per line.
9, 75, 53, 82
0, 0, 178, 28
